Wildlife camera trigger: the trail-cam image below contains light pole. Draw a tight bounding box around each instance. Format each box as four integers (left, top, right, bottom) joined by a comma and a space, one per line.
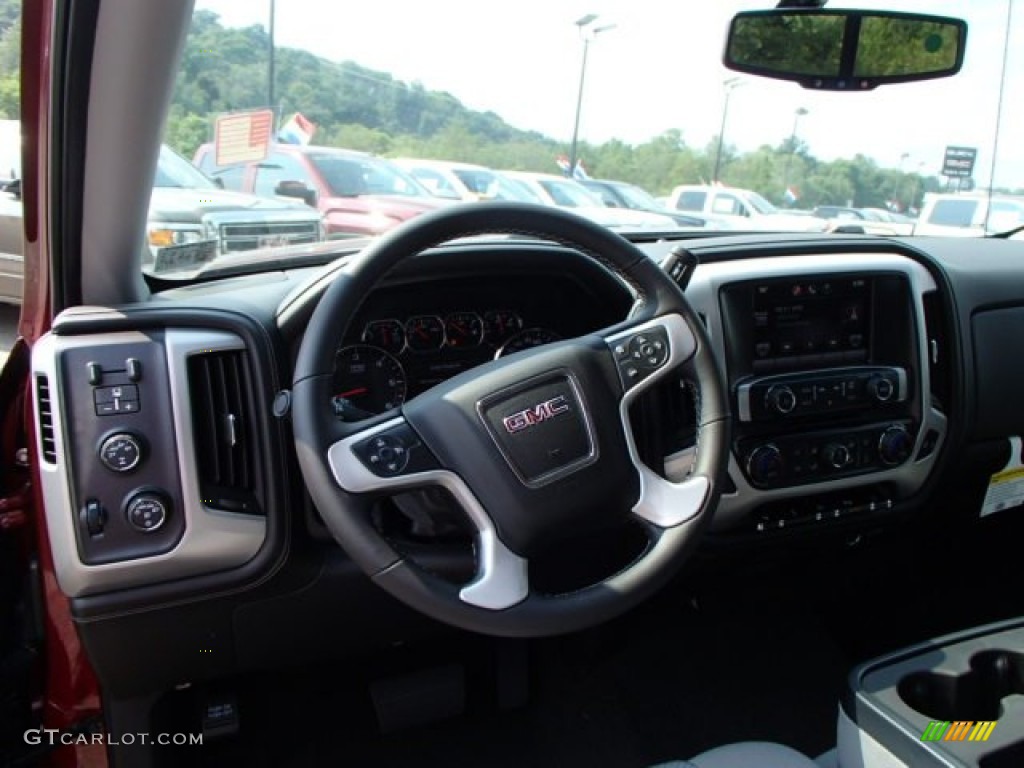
568, 14, 615, 179
712, 77, 744, 184
782, 106, 808, 199
268, 0, 276, 114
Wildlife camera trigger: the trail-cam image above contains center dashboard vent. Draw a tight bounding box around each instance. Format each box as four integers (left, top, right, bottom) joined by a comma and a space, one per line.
187, 350, 264, 515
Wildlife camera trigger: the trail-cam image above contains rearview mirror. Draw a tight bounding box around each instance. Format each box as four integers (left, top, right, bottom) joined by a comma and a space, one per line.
724, 10, 966, 90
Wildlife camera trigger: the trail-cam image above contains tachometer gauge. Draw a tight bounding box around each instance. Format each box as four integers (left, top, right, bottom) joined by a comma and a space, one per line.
445, 312, 484, 349
331, 345, 407, 420
361, 319, 406, 354
405, 315, 446, 352
495, 328, 562, 358
483, 310, 522, 343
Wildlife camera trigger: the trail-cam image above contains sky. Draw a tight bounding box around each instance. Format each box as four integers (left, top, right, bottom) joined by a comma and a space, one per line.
193, 0, 1024, 188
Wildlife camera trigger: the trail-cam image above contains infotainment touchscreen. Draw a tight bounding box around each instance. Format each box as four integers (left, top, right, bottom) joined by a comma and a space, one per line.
752, 277, 870, 367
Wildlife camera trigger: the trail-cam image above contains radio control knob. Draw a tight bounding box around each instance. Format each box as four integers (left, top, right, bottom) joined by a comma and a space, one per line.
747, 444, 784, 485
867, 375, 895, 403
765, 385, 797, 415
824, 442, 852, 469
879, 425, 913, 466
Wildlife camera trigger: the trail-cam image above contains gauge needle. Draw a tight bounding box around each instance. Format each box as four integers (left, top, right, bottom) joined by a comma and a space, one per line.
335, 387, 368, 399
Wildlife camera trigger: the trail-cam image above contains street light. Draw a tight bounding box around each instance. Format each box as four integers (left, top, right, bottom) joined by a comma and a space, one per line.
567, 14, 616, 179
712, 77, 745, 184
268, 0, 276, 114
782, 106, 808, 197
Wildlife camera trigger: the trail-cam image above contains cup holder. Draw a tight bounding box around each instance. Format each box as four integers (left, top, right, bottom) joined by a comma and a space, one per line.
898, 650, 1024, 721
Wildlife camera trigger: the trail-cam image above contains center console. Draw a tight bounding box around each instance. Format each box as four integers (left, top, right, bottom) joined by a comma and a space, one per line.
678, 253, 949, 534
841, 618, 1024, 768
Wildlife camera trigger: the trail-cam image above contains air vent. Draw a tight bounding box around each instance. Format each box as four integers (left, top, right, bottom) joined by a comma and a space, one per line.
187, 350, 263, 515
922, 290, 951, 414
35, 375, 57, 463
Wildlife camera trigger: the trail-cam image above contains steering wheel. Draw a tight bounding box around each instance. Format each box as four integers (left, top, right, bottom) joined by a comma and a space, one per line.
292, 202, 730, 637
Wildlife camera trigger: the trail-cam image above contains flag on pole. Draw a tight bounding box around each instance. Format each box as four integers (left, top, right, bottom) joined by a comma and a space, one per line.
278, 113, 316, 145
555, 155, 589, 180
784, 186, 799, 204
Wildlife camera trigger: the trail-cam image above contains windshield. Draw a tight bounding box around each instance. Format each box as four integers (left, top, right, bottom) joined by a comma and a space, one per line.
18, 0, 1008, 276
154, 145, 217, 189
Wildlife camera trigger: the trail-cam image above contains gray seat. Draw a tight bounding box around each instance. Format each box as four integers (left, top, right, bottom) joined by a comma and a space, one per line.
654, 741, 826, 768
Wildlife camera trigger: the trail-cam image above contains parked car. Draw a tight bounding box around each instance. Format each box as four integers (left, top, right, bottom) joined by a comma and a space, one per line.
0, 141, 326, 303
390, 158, 539, 203
666, 184, 827, 232
581, 178, 716, 228
913, 193, 1024, 237
194, 143, 448, 237
811, 205, 913, 236
500, 170, 681, 230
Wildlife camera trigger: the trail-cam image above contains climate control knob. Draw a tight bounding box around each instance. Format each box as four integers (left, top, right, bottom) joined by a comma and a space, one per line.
765, 385, 797, 415
878, 425, 913, 466
867, 375, 895, 403
747, 444, 784, 485
824, 442, 852, 469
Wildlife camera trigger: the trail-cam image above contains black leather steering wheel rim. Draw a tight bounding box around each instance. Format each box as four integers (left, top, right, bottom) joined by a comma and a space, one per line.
292, 202, 730, 637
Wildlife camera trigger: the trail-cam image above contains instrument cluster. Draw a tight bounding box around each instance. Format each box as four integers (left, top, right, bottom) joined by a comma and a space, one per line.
332, 309, 561, 420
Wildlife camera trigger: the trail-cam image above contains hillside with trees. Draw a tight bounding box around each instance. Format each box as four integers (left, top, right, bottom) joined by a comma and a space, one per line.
0, 5, 953, 210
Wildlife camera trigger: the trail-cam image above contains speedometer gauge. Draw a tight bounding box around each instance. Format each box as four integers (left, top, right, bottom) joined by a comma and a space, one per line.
495, 328, 562, 358
331, 345, 407, 420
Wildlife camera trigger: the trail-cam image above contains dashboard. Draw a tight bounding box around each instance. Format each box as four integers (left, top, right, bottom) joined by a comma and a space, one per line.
41, 229, 1024, 700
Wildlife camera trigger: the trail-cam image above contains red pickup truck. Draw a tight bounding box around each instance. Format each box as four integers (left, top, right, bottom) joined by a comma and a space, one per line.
193, 143, 448, 238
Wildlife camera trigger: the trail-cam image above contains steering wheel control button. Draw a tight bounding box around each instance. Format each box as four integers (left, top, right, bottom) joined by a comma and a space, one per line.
612, 327, 671, 388
353, 423, 435, 478
479, 375, 595, 486
125, 493, 169, 533
94, 384, 140, 416
98, 433, 143, 473
368, 435, 409, 475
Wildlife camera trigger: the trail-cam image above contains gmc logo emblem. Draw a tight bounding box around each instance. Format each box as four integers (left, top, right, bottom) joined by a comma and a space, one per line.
502, 395, 570, 434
